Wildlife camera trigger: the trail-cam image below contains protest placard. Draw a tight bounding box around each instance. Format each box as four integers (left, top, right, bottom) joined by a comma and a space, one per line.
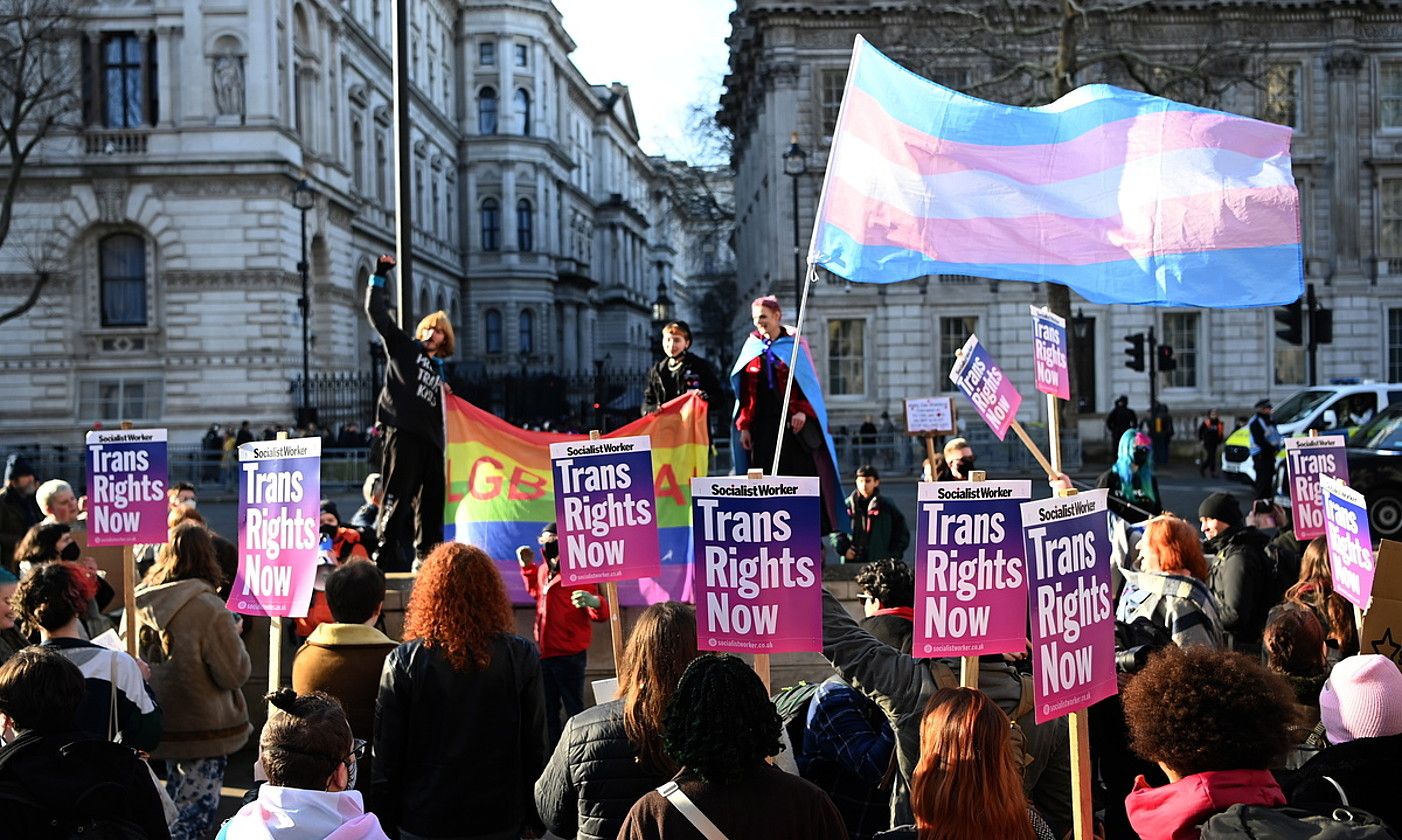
1321, 475, 1376, 610
1359, 540, 1402, 669
1021, 489, 1117, 723
949, 334, 1022, 441
904, 397, 956, 436
550, 435, 660, 586
1031, 306, 1071, 401
228, 437, 321, 618
1284, 435, 1349, 540
691, 475, 821, 654
914, 480, 1031, 657
84, 428, 168, 546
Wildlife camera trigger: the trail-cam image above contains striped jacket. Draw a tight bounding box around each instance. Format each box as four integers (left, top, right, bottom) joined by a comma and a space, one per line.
41, 638, 162, 752
1117, 569, 1224, 650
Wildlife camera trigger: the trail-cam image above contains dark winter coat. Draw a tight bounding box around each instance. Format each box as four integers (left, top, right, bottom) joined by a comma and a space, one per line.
0, 730, 172, 840
1278, 732, 1402, 832
365, 275, 446, 450
534, 699, 672, 840
373, 634, 547, 839
843, 491, 911, 563
1263, 528, 1304, 607
642, 351, 722, 416
1096, 468, 1162, 524
1204, 525, 1273, 645
0, 486, 40, 569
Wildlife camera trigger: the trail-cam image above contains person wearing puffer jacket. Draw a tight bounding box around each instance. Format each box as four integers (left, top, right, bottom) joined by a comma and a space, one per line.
535, 601, 701, 840
218, 688, 388, 840
130, 522, 252, 840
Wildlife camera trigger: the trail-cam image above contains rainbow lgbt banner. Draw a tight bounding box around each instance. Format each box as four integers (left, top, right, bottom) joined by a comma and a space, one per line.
810, 36, 1301, 308
445, 392, 708, 605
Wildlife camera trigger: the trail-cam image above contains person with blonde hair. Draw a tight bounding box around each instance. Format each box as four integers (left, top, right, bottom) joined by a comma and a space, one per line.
374, 541, 546, 839
364, 253, 454, 571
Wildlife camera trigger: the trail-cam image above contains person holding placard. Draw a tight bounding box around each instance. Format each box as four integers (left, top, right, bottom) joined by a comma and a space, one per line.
934, 438, 977, 482
731, 295, 844, 532
642, 320, 722, 421
517, 522, 610, 748
1285, 536, 1359, 661
1097, 431, 1161, 524
364, 254, 454, 572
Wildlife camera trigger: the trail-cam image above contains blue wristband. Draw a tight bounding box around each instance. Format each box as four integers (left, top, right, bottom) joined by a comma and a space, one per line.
369, 275, 386, 288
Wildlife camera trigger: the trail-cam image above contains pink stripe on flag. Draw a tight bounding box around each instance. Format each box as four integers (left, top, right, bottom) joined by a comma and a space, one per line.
839, 85, 1292, 185
820, 177, 1301, 265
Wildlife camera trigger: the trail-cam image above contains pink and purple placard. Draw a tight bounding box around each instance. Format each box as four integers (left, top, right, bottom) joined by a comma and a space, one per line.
1020, 489, 1117, 723
228, 437, 321, 618
949, 334, 1022, 441
1284, 436, 1349, 541
550, 435, 660, 585
691, 475, 822, 654
1320, 475, 1376, 610
915, 480, 1031, 657
84, 428, 169, 547
1030, 306, 1071, 401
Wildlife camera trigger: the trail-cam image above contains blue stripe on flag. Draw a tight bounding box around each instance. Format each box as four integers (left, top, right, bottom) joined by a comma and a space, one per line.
813, 222, 1304, 308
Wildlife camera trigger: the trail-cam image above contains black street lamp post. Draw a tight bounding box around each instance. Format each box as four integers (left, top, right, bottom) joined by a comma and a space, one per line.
651, 277, 674, 358
782, 133, 808, 311
292, 178, 317, 427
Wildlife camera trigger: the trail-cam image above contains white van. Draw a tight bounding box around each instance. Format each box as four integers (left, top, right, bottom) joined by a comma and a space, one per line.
1220, 380, 1402, 484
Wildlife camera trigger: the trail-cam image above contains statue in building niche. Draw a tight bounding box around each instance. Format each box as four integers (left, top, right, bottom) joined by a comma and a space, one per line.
213, 54, 245, 116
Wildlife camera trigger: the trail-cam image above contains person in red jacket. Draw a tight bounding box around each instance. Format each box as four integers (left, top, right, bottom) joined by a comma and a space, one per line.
517, 522, 609, 747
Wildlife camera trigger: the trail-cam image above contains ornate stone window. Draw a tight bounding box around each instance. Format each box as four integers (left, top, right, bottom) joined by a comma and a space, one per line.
485, 309, 503, 354
1261, 63, 1300, 128
519, 309, 535, 354
1160, 312, 1199, 389
99, 232, 147, 327
480, 198, 500, 251
478, 87, 498, 134
827, 318, 865, 396
1382, 62, 1402, 130
938, 316, 977, 389
87, 32, 158, 128
516, 198, 533, 252
514, 88, 531, 135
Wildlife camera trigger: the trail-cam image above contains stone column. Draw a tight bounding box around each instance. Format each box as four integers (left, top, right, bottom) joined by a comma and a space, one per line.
563, 303, 579, 373
503, 166, 518, 251
1326, 46, 1364, 279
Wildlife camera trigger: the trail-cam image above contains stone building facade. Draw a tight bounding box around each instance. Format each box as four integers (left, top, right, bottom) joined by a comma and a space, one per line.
718, 1, 1402, 456
0, 0, 713, 446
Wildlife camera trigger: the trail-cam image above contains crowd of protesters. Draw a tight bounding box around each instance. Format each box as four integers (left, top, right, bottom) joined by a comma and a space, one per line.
0, 439, 1399, 840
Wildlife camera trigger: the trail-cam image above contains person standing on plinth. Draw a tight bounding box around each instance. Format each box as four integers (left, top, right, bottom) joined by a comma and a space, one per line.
364, 255, 454, 572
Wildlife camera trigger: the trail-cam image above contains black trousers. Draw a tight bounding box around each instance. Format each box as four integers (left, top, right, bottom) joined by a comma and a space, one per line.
1252, 453, 1276, 501
376, 427, 445, 572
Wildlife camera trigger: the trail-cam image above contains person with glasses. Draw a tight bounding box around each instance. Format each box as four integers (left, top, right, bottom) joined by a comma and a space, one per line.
218, 688, 388, 839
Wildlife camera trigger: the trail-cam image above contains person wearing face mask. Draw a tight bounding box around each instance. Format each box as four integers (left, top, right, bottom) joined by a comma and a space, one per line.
935, 437, 978, 481
1096, 430, 1162, 524
517, 522, 610, 748
364, 254, 454, 573
295, 501, 373, 640
13, 522, 117, 639
0, 454, 41, 570
219, 688, 388, 839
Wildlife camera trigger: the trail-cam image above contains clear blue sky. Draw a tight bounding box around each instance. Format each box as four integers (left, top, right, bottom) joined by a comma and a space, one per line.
553, 1, 736, 164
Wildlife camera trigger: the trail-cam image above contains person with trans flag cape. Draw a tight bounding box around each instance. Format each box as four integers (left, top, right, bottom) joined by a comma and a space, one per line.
730, 295, 847, 534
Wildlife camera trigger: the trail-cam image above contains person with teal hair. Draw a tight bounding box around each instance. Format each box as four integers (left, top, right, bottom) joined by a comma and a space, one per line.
1096, 430, 1161, 523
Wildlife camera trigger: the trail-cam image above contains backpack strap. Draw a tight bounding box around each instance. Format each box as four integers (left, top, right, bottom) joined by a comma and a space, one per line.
929, 660, 958, 690
657, 781, 729, 840
1012, 674, 1035, 723
1320, 775, 1349, 807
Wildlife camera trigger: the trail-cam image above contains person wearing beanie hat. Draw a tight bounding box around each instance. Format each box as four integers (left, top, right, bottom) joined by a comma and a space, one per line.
1199, 491, 1272, 650
1280, 655, 1402, 830
0, 455, 41, 570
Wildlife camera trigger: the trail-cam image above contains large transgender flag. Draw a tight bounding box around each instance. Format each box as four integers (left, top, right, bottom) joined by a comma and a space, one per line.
809, 37, 1303, 307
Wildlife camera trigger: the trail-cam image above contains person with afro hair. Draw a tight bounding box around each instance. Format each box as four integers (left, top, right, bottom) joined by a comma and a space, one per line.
1121, 646, 1299, 839
618, 654, 846, 839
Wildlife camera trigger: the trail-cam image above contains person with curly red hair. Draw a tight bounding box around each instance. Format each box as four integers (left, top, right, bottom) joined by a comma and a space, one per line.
372, 542, 546, 839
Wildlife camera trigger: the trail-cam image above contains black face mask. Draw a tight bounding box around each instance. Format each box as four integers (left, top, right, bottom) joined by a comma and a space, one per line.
320, 523, 338, 541
1132, 449, 1150, 467
541, 540, 559, 561
957, 457, 976, 474
59, 542, 80, 562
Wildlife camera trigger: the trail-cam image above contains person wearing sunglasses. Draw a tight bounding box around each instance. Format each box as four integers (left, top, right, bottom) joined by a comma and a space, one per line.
218, 688, 388, 839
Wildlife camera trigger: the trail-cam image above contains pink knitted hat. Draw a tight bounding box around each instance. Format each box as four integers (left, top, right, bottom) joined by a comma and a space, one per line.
1318, 654, 1402, 744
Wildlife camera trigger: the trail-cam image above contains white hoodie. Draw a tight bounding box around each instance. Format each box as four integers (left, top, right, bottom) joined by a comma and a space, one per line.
220, 786, 390, 840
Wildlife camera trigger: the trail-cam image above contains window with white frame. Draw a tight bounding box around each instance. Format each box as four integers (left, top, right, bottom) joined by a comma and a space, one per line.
1261, 63, 1300, 128
99, 233, 147, 327
514, 43, 528, 67
485, 309, 502, 354
1383, 179, 1402, 262
1161, 312, 1199, 388
1384, 62, 1402, 129
79, 377, 162, 422
827, 319, 865, 395
480, 42, 495, 66
1274, 333, 1306, 386
938, 316, 977, 388
821, 70, 846, 136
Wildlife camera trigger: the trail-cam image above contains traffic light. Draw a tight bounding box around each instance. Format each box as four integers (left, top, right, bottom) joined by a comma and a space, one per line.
1124, 333, 1146, 372
1275, 299, 1303, 345
1157, 344, 1177, 372
1312, 308, 1333, 345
